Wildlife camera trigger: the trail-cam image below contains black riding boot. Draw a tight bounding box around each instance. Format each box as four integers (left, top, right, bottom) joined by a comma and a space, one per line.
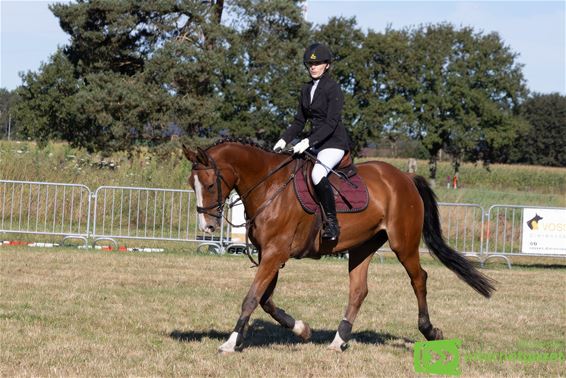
314, 177, 340, 241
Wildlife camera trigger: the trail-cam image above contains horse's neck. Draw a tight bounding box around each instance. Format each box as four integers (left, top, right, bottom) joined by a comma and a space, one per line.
227, 149, 290, 211
232, 152, 287, 192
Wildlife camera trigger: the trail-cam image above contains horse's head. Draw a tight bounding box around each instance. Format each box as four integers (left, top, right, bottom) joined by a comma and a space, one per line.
182, 144, 236, 233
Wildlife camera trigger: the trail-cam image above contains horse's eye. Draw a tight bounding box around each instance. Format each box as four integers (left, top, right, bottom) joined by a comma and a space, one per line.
207, 184, 215, 193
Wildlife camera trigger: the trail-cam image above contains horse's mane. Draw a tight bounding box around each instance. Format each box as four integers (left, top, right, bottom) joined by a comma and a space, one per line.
205, 137, 273, 153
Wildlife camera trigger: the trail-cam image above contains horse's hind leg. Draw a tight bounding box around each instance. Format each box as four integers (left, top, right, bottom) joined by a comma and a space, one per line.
394, 246, 443, 341
260, 272, 311, 341
329, 233, 386, 351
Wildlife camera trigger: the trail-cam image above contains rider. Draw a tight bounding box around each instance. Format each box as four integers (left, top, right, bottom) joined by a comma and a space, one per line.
273, 43, 350, 241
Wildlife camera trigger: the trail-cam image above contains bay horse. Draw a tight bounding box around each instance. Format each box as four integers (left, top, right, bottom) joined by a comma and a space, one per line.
182, 138, 495, 353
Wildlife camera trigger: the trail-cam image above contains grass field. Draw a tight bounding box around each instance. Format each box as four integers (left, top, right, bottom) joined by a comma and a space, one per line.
1, 247, 564, 377
376, 158, 566, 208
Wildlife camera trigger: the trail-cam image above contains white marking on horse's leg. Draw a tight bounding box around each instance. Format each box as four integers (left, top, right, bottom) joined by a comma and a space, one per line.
193, 175, 207, 232
292, 320, 306, 336
328, 331, 348, 352
218, 332, 240, 354
291, 320, 311, 341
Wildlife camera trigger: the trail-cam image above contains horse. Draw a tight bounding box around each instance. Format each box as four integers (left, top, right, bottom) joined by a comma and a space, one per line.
182, 138, 495, 353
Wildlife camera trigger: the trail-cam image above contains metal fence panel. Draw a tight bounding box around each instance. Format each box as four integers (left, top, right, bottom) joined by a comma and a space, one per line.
91, 186, 227, 246
374, 202, 485, 257
0, 180, 91, 238
3, 178, 565, 267
436, 202, 484, 256
485, 204, 566, 258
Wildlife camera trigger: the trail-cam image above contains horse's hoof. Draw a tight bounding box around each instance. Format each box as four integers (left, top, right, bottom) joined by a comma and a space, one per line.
328, 331, 349, 352
433, 328, 444, 340
218, 332, 241, 354
218, 343, 242, 354
218, 347, 235, 355
328, 342, 349, 352
292, 320, 312, 342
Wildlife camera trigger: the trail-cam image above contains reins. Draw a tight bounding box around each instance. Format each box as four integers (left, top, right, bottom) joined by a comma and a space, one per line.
226, 155, 304, 267
227, 154, 296, 214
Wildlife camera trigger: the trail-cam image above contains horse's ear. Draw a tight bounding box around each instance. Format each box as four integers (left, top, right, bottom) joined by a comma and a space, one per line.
182, 144, 197, 163
196, 147, 209, 166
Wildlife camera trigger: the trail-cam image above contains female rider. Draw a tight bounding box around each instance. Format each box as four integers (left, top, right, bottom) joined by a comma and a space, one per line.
273, 43, 350, 241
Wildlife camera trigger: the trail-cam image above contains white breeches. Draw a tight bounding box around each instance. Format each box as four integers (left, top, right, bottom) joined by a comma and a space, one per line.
311, 148, 345, 185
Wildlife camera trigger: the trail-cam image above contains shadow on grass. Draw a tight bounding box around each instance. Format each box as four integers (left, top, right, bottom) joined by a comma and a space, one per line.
506, 264, 566, 270
170, 319, 415, 350
170, 329, 230, 342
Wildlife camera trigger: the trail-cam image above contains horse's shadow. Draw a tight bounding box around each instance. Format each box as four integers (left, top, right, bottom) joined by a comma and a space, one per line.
170, 319, 414, 350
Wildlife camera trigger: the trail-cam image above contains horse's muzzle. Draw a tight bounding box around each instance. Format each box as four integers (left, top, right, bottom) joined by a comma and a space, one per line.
199, 216, 221, 234
203, 224, 216, 233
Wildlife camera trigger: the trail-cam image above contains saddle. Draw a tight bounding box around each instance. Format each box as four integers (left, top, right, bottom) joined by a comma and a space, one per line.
293, 152, 369, 214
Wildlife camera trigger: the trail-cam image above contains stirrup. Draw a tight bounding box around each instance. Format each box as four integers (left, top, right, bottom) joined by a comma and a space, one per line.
322, 220, 340, 241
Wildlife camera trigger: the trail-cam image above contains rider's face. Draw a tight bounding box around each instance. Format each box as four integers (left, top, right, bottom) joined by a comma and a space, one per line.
307, 62, 329, 79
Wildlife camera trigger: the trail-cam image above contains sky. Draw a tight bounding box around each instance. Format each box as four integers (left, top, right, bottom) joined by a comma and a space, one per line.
1, 0, 565, 94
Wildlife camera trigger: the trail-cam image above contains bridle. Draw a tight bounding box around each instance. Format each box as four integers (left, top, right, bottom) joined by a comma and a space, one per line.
192, 152, 225, 219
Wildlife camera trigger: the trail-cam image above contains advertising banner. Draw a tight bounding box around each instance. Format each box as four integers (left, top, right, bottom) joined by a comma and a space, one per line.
522, 208, 566, 255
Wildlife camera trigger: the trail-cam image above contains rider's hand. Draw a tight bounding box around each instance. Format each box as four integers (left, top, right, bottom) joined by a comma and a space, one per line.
273, 139, 286, 152
293, 138, 310, 154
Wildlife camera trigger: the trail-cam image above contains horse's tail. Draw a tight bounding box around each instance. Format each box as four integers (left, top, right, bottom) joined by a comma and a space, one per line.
412, 175, 496, 298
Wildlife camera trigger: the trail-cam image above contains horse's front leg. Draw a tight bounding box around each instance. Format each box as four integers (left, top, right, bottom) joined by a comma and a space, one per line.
218, 252, 288, 353
260, 272, 311, 341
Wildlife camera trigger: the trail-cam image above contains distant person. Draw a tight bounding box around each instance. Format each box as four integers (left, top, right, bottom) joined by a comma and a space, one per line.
272, 43, 351, 241
408, 158, 417, 173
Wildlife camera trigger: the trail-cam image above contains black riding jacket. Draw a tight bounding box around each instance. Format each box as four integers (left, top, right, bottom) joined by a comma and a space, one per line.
281, 74, 350, 151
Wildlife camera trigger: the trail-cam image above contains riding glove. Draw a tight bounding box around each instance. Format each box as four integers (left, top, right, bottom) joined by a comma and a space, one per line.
273, 139, 286, 152
293, 138, 310, 154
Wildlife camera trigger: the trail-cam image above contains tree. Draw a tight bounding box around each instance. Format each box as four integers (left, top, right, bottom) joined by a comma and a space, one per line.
503, 93, 566, 167
17, 0, 310, 151
14, 50, 81, 148
50, 0, 225, 77
452, 29, 529, 169
13, 1, 536, 167
356, 27, 417, 155
408, 24, 528, 183
16, 0, 228, 151
221, 0, 310, 143
0, 89, 19, 139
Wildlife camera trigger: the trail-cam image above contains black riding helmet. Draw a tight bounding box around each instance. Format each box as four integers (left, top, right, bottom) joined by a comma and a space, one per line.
303, 43, 332, 65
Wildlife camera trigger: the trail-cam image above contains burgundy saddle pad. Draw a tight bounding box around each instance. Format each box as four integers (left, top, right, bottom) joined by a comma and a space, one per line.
294, 164, 369, 214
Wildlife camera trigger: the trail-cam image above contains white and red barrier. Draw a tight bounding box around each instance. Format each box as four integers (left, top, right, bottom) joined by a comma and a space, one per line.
1, 240, 163, 253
